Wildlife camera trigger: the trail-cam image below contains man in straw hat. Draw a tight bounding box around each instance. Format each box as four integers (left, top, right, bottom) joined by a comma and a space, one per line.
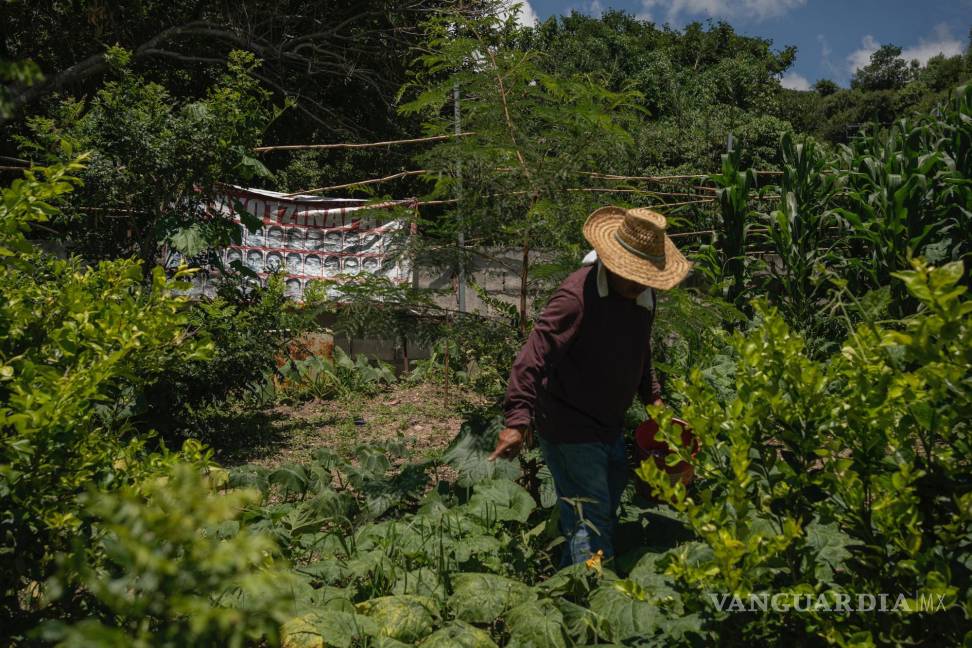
489, 206, 691, 566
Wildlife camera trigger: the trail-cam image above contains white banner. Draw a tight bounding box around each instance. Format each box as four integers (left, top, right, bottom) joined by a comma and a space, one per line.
191, 187, 414, 299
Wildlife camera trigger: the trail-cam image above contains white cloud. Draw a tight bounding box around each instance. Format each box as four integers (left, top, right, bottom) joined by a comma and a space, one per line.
818, 34, 834, 74
901, 23, 964, 64
780, 72, 811, 91
846, 24, 965, 76
500, 1, 539, 27
846, 34, 879, 75
638, 0, 806, 24
587, 0, 605, 17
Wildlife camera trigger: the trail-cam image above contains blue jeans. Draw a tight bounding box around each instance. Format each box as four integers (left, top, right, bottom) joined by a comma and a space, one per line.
539, 434, 628, 566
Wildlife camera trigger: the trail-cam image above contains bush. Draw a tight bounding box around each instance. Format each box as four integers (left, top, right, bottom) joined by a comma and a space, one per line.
39, 465, 296, 647
133, 275, 298, 445
638, 260, 972, 646
0, 157, 211, 635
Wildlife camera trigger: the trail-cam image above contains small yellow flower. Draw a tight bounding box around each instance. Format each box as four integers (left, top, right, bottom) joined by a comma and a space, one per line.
585, 549, 604, 575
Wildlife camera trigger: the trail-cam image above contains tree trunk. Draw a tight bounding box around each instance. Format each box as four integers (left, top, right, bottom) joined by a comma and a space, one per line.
401, 335, 409, 376
443, 337, 450, 402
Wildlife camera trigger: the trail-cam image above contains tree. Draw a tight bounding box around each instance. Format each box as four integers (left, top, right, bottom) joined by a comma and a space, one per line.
523, 12, 798, 171
813, 79, 839, 96
851, 44, 911, 91
0, 153, 211, 634
400, 3, 641, 333
0, 1, 447, 137
19, 49, 273, 269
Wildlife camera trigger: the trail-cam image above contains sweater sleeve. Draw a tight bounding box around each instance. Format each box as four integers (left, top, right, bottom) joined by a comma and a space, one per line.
638, 336, 663, 405
503, 292, 583, 429
639, 293, 663, 404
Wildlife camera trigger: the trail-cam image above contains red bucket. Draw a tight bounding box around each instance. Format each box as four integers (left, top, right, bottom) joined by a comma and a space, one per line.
633, 417, 698, 501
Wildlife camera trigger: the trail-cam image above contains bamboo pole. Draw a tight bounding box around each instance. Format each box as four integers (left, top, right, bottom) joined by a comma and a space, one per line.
286, 170, 429, 197
254, 132, 475, 153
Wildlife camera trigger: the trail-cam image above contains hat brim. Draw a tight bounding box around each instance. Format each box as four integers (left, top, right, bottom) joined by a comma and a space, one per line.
583, 206, 692, 290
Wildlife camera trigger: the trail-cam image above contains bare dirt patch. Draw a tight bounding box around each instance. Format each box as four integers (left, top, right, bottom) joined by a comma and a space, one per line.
224, 383, 489, 472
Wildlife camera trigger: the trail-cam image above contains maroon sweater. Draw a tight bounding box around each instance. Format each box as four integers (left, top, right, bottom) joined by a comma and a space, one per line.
504, 265, 662, 444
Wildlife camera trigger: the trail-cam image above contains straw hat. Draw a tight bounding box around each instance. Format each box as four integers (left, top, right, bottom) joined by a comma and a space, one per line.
583, 206, 691, 290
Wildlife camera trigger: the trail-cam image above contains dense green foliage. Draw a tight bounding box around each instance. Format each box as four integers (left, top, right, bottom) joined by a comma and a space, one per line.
0, 157, 213, 635
781, 39, 972, 145
639, 262, 972, 646
134, 277, 295, 444
401, 4, 643, 332
525, 11, 797, 171
2, 2, 972, 646
19, 49, 273, 266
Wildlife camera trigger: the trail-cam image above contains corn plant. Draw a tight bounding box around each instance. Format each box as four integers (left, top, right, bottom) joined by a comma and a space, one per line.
837, 85, 972, 316
759, 132, 844, 349
705, 147, 758, 310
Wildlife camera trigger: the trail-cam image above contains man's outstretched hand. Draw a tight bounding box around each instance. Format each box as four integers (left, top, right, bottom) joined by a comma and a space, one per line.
488, 426, 529, 461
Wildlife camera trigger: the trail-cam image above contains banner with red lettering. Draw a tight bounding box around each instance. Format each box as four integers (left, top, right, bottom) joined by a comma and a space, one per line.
188, 187, 414, 299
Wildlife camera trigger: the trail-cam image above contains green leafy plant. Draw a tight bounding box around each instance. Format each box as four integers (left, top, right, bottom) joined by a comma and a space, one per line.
40, 466, 297, 647
837, 85, 972, 315
758, 132, 845, 349
19, 49, 275, 269
0, 156, 212, 636
638, 260, 972, 646
400, 4, 642, 335
704, 147, 758, 310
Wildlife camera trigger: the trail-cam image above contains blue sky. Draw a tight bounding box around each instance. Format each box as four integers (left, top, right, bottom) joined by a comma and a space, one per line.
508, 0, 971, 88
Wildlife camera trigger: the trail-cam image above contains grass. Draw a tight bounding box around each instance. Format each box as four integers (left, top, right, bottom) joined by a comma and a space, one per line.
224, 381, 487, 471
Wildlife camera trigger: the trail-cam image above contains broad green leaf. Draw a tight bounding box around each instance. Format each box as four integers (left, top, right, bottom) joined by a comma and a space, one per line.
655, 613, 705, 642
628, 552, 679, 604
269, 464, 311, 498
392, 568, 446, 599
419, 621, 498, 648
297, 559, 351, 585
555, 598, 613, 645
281, 610, 376, 648
454, 534, 503, 564
506, 598, 569, 648
465, 479, 536, 524
355, 595, 439, 643
589, 582, 662, 641
167, 225, 208, 256
805, 518, 856, 582
448, 572, 535, 623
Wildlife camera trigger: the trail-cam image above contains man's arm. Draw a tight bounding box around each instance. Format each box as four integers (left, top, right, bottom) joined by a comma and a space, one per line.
638, 336, 664, 406
489, 291, 583, 460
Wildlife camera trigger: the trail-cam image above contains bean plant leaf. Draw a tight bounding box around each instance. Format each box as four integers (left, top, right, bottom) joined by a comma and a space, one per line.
355, 595, 439, 643
505, 598, 569, 648
465, 479, 536, 524
448, 572, 536, 623
589, 581, 663, 641
281, 610, 377, 648
418, 621, 499, 648
392, 568, 446, 599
